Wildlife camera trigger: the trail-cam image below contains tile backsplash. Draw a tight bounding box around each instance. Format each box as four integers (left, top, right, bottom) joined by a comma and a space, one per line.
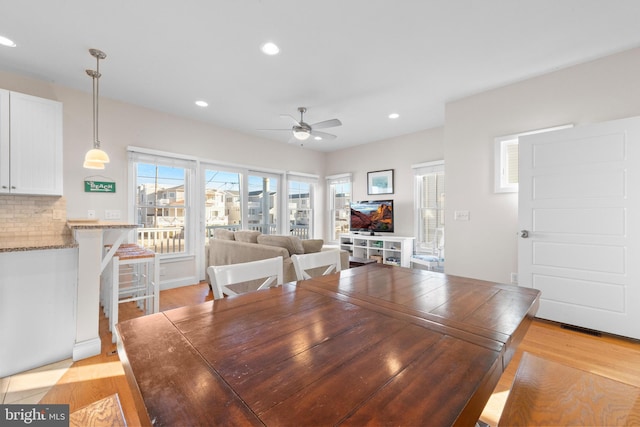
0, 195, 70, 239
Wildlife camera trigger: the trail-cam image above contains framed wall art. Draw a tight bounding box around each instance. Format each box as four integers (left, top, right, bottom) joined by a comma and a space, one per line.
367, 169, 394, 195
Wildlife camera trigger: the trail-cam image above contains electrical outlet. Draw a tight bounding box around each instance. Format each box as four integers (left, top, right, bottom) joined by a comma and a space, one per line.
105, 209, 121, 220
87, 210, 96, 219
454, 210, 470, 221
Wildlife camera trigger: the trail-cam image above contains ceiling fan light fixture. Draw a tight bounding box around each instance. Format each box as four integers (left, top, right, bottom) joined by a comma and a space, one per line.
293, 129, 310, 141
261, 107, 341, 143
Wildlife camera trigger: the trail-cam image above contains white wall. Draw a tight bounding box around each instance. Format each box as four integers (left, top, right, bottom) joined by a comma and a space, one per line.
1, 66, 445, 253
5, 45, 640, 287
445, 47, 640, 284
326, 127, 444, 239
0, 70, 327, 286
0, 70, 326, 220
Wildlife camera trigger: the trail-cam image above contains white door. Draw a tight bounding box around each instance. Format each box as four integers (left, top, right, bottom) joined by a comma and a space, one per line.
518, 116, 640, 340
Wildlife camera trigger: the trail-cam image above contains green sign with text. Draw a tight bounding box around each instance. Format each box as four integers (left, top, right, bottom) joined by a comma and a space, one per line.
84, 180, 116, 193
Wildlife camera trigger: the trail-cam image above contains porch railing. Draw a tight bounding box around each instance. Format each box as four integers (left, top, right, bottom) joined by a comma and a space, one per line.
205, 224, 309, 239
138, 224, 310, 253
290, 225, 309, 239
137, 227, 184, 254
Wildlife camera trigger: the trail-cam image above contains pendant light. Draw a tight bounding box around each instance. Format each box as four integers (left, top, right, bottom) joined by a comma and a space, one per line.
83, 48, 110, 169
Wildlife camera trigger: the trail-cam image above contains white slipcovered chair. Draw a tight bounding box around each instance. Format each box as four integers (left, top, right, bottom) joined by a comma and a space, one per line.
207, 256, 284, 300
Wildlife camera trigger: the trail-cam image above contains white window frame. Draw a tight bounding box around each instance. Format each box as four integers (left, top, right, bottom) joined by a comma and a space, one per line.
247, 170, 282, 235
201, 164, 245, 237
494, 124, 573, 193
128, 148, 197, 261
326, 173, 352, 244
413, 161, 444, 256
494, 136, 519, 193
286, 172, 319, 239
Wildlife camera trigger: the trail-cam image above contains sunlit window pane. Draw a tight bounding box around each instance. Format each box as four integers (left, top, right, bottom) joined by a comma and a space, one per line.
135, 163, 187, 255
204, 169, 241, 237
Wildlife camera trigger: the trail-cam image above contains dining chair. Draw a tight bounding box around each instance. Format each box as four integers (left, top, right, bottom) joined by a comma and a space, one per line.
207, 256, 284, 300
291, 250, 342, 281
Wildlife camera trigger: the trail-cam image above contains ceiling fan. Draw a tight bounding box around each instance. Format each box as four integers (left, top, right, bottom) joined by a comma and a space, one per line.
262, 107, 342, 142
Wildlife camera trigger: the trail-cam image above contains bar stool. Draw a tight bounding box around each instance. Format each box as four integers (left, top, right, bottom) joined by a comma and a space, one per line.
101, 244, 159, 342
101, 243, 138, 317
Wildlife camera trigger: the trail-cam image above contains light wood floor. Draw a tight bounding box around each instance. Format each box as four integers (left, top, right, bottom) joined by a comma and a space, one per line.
39, 282, 640, 427
39, 282, 213, 426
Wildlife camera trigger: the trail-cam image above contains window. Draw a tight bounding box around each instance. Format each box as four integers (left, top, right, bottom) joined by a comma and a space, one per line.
204, 168, 242, 237
413, 161, 444, 258
495, 136, 520, 193
248, 172, 279, 234
494, 124, 573, 193
131, 152, 195, 257
327, 174, 352, 243
288, 174, 317, 239
129, 147, 318, 284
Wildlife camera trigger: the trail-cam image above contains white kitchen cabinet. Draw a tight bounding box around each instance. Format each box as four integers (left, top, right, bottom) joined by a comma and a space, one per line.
0, 89, 63, 195
0, 247, 77, 377
0, 89, 9, 193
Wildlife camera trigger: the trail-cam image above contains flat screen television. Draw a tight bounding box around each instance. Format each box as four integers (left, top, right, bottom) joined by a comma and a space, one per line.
350, 199, 394, 233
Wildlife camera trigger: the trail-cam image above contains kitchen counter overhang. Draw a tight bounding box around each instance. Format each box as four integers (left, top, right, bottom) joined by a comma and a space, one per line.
67, 220, 139, 361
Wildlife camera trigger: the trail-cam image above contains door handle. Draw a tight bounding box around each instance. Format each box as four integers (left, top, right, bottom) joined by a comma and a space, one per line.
520, 230, 529, 238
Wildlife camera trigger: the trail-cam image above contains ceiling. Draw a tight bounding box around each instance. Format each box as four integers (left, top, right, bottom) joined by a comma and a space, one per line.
2, 1, 640, 152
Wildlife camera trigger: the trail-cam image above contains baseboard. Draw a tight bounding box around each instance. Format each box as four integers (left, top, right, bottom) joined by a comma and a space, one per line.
73, 337, 101, 361
160, 276, 199, 290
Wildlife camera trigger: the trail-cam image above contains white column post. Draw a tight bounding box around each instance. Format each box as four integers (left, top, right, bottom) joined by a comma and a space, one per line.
72, 228, 103, 360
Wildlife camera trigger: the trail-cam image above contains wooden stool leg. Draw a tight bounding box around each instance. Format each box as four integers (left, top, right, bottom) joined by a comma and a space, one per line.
110, 256, 120, 342
153, 255, 160, 313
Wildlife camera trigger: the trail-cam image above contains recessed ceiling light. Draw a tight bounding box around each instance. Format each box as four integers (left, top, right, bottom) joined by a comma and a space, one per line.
0, 35, 16, 47
195, 100, 208, 107
261, 42, 280, 55
388, 113, 400, 119
314, 136, 322, 141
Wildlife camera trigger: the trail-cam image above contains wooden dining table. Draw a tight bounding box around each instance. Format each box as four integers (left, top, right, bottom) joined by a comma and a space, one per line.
116, 263, 540, 426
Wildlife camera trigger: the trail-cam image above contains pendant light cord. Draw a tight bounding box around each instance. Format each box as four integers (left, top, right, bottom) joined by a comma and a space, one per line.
87, 49, 104, 150
94, 54, 100, 149
83, 48, 109, 168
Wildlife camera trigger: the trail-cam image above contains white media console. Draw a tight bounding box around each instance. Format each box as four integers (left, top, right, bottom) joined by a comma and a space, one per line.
339, 234, 415, 268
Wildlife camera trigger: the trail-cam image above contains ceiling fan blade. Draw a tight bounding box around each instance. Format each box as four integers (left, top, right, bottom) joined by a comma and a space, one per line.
310, 118, 342, 129
257, 128, 292, 131
310, 130, 337, 140
279, 114, 301, 126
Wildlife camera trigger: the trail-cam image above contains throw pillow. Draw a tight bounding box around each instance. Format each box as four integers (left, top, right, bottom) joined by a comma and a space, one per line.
213, 229, 235, 240
257, 235, 305, 256
234, 230, 261, 243
302, 239, 324, 253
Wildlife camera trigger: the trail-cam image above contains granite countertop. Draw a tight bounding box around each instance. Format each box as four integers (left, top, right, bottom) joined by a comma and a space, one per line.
0, 235, 78, 253
0, 221, 138, 253
66, 220, 138, 230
